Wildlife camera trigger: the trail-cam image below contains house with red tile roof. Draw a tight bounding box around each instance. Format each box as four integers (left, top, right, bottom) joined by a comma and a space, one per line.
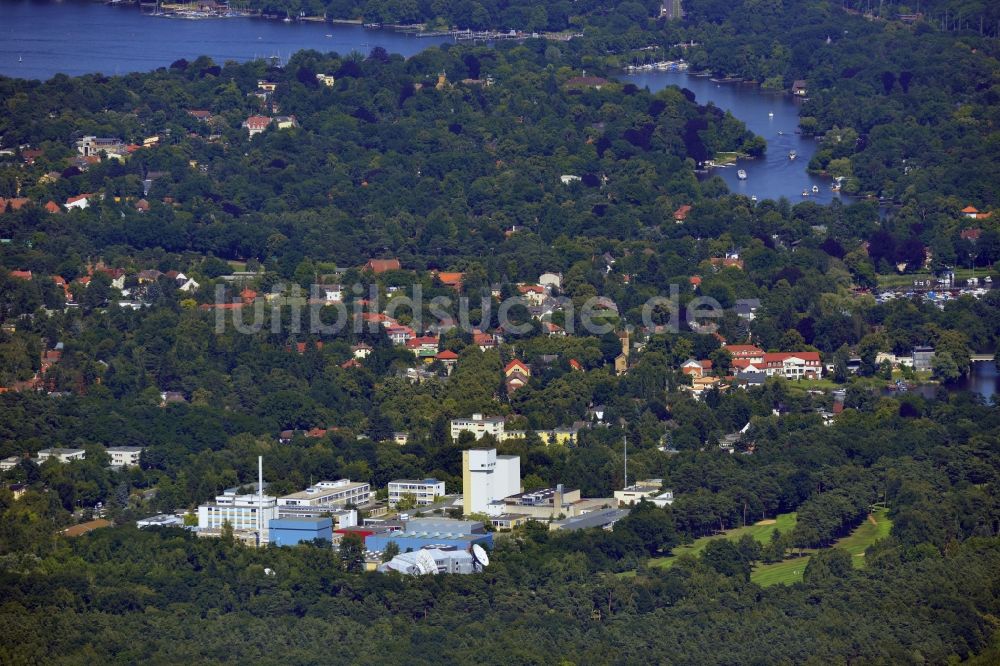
504, 359, 531, 393
0, 197, 29, 213
65, 193, 93, 210
363, 258, 401, 273
9, 270, 32, 281
473, 331, 497, 351
436, 271, 464, 290
44, 201, 61, 214
673, 204, 692, 222
243, 115, 272, 136
762, 352, 821, 380
681, 358, 712, 379
724, 344, 765, 364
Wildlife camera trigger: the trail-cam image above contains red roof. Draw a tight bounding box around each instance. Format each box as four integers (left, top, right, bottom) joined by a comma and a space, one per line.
689, 275, 702, 285
518, 284, 545, 294
437, 271, 463, 286
961, 205, 979, 214
763, 351, 821, 365
364, 258, 401, 273
9, 270, 32, 280
341, 358, 361, 369
569, 359, 583, 371
0, 197, 30, 213
473, 332, 495, 346
674, 204, 692, 221
66, 193, 92, 205
244, 115, 271, 129
44, 201, 61, 214
436, 349, 459, 360
504, 359, 530, 375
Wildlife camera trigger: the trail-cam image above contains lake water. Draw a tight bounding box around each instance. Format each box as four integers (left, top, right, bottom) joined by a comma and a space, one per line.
0, 0, 451, 80
2, 2, 841, 203
625, 72, 843, 204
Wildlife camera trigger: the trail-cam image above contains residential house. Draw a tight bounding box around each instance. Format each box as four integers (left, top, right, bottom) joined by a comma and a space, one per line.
406, 335, 440, 359
363, 258, 401, 273
504, 359, 531, 393
435, 349, 459, 372
436, 271, 463, 290
76, 136, 125, 157
187, 109, 213, 121
352, 343, 373, 359
9, 270, 32, 281
673, 204, 692, 223
517, 284, 546, 305
65, 193, 92, 210
257, 80, 278, 92
0, 197, 29, 214
681, 358, 713, 379
274, 115, 298, 130
473, 331, 497, 351
386, 325, 415, 345
734, 298, 761, 321
316, 73, 336, 87
1, 456, 23, 471
243, 115, 272, 137
961, 205, 991, 220
724, 344, 765, 364
792, 80, 807, 96
762, 352, 822, 379
322, 284, 343, 302
44, 201, 61, 214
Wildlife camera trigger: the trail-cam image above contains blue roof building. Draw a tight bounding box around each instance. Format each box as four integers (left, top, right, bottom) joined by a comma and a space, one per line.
364, 518, 492, 554
268, 516, 332, 547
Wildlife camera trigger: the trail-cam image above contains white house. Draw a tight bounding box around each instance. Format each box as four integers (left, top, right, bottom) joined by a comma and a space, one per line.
323, 285, 343, 302
106, 446, 144, 468
36, 448, 86, 463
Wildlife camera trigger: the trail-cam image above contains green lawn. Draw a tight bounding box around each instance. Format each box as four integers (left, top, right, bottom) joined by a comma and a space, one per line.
749, 508, 892, 587
876, 268, 991, 289
647, 512, 798, 570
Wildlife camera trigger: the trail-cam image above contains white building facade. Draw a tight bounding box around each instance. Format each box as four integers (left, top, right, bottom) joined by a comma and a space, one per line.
277, 479, 372, 510
106, 446, 144, 468
451, 414, 505, 441
388, 479, 446, 506
462, 448, 520, 515
197, 490, 279, 542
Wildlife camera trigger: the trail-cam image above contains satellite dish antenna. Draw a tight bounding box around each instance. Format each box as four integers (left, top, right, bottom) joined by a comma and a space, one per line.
472, 544, 490, 569
415, 550, 439, 575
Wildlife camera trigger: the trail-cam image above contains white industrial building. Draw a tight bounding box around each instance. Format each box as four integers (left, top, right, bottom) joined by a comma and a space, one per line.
277, 479, 371, 510
106, 446, 144, 468
462, 448, 520, 515
388, 478, 446, 506
197, 488, 279, 543
451, 414, 505, 441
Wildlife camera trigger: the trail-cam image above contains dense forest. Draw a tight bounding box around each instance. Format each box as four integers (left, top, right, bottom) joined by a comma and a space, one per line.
1, 0, 999, 663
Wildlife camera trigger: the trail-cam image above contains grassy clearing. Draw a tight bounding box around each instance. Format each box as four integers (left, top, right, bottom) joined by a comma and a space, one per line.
646, 512, 798, 570
876, 268, 987, 289
749, 508, 892, 587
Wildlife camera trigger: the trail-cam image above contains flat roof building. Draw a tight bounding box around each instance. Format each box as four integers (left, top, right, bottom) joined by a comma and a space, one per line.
277, 479, 371, 509
388, 479, 445, 506
451, 413, 506, 441
269, 517, 333, 547
490, 484, 615, 520
106, 446, 144, 468
615, 479, 664, 506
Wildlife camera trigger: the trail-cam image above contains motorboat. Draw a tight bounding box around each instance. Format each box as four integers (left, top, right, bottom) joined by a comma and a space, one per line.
802, 189, 809, 197
812, 185, 819, 193
768, 112, 774, 118
788, 150, 797, 160
737, 169, 748, 180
